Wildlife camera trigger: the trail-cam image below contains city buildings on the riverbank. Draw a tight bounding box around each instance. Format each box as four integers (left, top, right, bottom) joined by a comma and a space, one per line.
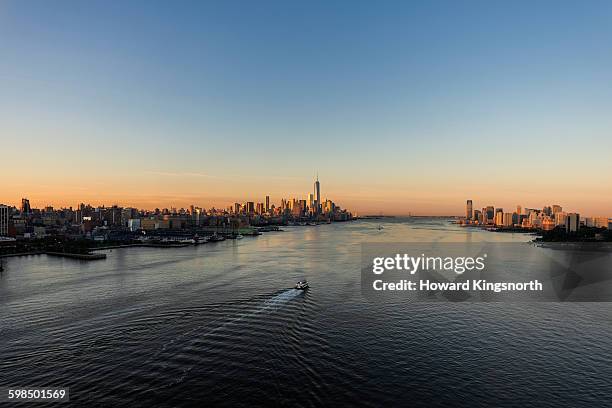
462, 199, 612, 232
0, 177, 353, 241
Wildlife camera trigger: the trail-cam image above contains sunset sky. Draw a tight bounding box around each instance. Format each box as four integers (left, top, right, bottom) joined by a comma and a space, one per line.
2, 1, 612, 216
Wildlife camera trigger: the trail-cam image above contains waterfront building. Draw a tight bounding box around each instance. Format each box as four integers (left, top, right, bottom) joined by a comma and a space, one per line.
565, 213, 580, 233
314, 176, 321, 214
466, 200, 473, 220
528, 210, 540, 227
502, 212, 513, 227
0, 204, 8, 236
265, 196, 270, 213
486, 206, 495, 224
555, 212, 568, 227
495, 210, 504, 226
473, 209, 482, 224
512, 212, 519, 225
542, 216, 555, 231
516, 205, 522, 215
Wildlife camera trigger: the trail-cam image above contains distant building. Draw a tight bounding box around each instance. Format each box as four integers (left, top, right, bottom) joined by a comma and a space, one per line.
314, 176, 321, 214
466, 200, 473, 220
246, 202, 255, 214
565, 213, 580, 233
555, 211, 567, 227
21, 198, 31, 215
128, 218, 141, 232
552, 205, 563, 215
594, 217, 609, 228
495, 209, 504, 226
485, 206, 495, 224
502, 212, 513, 227
542, 217, 555, 231
0, 204, 8, 236
265, 196, 270, 213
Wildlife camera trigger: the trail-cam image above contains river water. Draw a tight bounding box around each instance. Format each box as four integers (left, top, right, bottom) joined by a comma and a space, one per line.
1, 218, 611, 406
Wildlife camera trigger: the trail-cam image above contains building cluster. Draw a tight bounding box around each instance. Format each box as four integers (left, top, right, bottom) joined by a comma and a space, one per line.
463, 200, 611, 233
0, 177, 352, 241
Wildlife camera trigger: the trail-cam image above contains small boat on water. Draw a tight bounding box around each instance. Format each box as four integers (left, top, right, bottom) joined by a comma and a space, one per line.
235, 234, 244, 239
295, 280, 309, 290
209, 233, 225, 242
377, 225, 384, 230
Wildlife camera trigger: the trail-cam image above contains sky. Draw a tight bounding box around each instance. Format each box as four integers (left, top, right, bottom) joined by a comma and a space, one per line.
1, 1, 612, 216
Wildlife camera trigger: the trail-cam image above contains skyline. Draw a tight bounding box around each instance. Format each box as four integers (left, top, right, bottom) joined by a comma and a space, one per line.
2, 1, 612, 215
2, 189, 610, 219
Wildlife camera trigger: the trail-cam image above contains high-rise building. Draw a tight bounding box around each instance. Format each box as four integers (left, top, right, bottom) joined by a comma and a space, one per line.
0, 204, 9, 236
516, 205, 522, 215
265, 196, 270, 213
246, 202, 255, 214
566, 213, 580, 233
486, 206, 495, 224
466, 200, 473, 220
555, 211, 567, 226
552, 205, 562, 214
21, 198, 31, 215
314, 175, 321, 214
495, 208, 504, 226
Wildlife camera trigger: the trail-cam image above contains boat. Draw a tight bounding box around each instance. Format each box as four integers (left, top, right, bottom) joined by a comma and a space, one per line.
377, 225, 384, 230
235, 234, 244, 239
208, 233, 225, 242
295, 280, 309, 290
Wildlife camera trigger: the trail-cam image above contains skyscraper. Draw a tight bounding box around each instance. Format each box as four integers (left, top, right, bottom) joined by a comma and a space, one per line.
246, 202, 255, 214
265, 196, 270, 213
566, 213, 580, 233
466, 200, 473, 220
486, 206, 495, 224
21, 198, 31, 215
314, 175, 321, 214
0, 204, 8, 236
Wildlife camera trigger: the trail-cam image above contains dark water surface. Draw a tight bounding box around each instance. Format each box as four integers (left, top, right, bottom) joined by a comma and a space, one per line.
2, 218, 612, 407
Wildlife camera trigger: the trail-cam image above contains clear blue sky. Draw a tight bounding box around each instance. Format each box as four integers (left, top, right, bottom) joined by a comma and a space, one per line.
1, 1, 612, 215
